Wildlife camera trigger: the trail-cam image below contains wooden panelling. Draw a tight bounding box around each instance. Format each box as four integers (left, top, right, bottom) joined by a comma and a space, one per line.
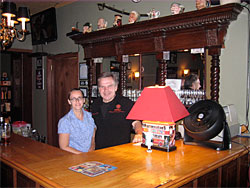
0, 161, 13, 187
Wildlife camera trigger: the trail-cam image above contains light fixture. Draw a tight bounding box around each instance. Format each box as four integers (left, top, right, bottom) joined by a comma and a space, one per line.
0, 2, 30, 50
132, 0, 142, 3
183, 69, 190, 76
127, 86, 189, 152
134, 71, 140, 78
132, 71, 140, 80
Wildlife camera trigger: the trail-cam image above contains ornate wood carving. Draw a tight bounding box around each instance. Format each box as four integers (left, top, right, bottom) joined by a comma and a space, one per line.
158, 60, 167, 86
209, 47, 221, 102
86, 58, 94, 106
119, 61, 127, 95
210, 54, 220, 102
156, 52, 167, 86
207, 29, 218, 47
154, 36, 164, 52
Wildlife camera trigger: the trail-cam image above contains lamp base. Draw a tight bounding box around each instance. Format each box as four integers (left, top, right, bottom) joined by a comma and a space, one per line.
141, 143, 176, 152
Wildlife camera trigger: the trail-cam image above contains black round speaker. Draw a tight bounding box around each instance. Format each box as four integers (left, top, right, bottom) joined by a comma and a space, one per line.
184, 100, 226, 141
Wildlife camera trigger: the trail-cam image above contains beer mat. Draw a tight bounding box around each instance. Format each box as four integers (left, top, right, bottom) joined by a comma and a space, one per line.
69, 161, 117, 177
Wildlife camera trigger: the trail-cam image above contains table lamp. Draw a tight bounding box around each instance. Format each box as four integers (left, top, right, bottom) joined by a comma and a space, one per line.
127, 86, 189, 152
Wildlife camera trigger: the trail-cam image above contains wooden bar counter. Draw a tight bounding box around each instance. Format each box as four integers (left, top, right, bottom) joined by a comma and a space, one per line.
1, 133, 249, 187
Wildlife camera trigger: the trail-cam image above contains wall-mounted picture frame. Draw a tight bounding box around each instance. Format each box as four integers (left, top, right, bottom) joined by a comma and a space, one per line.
36, 57, 43, 69
110, 61, 120, 72
80, 80, 88, 87
80, 87, 88, 98
127, 62, 131, 70
170, 52, 177, 64
79, 63, 88, 79
92, 85, 98, 98
36, 69, 44, 90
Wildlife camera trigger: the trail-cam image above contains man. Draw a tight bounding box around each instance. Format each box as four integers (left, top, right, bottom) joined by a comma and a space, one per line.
128, 10, 139, 24
196, 0, 211, 10
184, 73, 201, 90
170, 2, 185, 15
113, 14, 122, 27
83, 22, 92, 34
91, 72, 142, 149
97, 18, 107, 30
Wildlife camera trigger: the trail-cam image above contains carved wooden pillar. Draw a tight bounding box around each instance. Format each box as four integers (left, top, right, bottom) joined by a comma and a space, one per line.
156, 53, 167, 86
86, 58, 94, 109
117, 55, 127, 95
208, 48, 221, 102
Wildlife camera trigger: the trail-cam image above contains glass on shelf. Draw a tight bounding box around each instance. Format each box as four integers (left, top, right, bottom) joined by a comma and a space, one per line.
122, 89, 142, 101
174, 89, 206, 107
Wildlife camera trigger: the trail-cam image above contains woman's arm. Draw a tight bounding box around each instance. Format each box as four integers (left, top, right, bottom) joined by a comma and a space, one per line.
59, 133, 82, 154
89, 128, 96, 151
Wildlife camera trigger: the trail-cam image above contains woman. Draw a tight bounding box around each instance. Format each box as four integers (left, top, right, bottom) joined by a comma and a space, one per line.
58, 88, 96, 154
184, 74, 201, 90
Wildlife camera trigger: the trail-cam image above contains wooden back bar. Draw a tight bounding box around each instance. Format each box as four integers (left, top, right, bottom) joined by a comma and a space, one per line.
68, 3, 242, 102
68, 3, 242, 59
1, 134, 249, 187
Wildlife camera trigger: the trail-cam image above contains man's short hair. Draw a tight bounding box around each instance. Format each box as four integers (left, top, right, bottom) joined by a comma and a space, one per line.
184, 74, 199, 89
98, 72, 119, 86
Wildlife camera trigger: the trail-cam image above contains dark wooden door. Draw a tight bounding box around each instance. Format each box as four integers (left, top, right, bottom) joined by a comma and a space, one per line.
47, 52, 78, 147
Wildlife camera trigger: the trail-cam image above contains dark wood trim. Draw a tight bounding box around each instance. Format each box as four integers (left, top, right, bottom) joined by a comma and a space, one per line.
1, 48, 33, 53
218, 167, 222, 187
13, 169, 17, 187
46, 58, 53, 145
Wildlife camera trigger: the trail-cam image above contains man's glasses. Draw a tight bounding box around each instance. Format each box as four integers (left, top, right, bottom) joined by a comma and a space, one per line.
70, 97, 84, 102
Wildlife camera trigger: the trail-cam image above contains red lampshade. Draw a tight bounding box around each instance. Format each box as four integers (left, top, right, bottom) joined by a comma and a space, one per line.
126, 86, 189, 122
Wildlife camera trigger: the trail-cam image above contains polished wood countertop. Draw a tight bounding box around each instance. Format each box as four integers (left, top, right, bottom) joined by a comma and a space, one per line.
1, 134, 249, 188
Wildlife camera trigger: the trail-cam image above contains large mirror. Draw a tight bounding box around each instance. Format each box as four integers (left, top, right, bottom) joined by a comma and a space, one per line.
125, 52, 205, 90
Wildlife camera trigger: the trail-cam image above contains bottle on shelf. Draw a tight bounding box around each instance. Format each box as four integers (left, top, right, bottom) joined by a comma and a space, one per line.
2, 122, 11, 145
0, 116, 4, 144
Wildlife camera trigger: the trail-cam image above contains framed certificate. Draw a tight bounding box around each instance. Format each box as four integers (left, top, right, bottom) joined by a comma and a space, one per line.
79, 63, 88, 79
80, 87, 88, 98
92, 85, 98, 98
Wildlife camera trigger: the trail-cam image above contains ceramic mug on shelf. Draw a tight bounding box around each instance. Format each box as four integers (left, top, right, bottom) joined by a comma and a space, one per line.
220, 0, 240, 5
148, 9, 160, 19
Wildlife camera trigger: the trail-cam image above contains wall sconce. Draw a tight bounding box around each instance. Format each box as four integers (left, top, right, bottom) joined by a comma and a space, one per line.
134, 72, 140, 78
183, 69, 190, 76
133, 71, 140, 80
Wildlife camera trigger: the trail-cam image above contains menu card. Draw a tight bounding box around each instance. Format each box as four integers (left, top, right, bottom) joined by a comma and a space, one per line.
69, 161, 117, 177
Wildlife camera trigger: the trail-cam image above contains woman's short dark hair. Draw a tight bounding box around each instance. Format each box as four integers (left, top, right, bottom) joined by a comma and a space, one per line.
97, 72, 119, 86
184, 74, 199, 89
68, 88, 84, 100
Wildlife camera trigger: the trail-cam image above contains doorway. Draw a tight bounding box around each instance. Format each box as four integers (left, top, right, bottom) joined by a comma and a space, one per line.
47, 52, 78, 147
0, 51, 33, 124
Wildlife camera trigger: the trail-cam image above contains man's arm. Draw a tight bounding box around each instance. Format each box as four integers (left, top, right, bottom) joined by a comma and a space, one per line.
132, 120, 143, 143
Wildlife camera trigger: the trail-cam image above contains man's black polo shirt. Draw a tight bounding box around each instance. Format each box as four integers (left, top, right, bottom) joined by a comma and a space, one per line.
91, 94, 134, 149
